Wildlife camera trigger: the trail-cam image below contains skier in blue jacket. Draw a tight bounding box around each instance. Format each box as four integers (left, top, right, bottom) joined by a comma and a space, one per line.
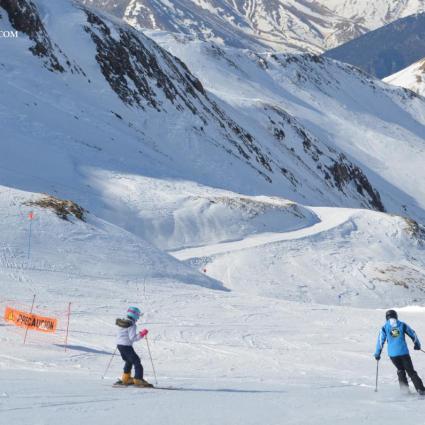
374, 309, 425, 395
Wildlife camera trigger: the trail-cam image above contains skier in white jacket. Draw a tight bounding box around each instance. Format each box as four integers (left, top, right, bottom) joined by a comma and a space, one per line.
115, 306, 152, 387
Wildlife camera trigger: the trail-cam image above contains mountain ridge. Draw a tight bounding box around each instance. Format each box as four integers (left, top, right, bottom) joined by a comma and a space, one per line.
324, 12, 425, 78
80, 0, 425, 53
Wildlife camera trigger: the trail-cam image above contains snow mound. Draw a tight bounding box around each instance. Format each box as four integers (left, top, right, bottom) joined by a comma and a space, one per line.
89, 175, 318, 251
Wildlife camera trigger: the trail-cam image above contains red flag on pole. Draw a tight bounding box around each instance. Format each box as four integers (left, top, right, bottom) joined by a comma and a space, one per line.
28, 211, 35, 220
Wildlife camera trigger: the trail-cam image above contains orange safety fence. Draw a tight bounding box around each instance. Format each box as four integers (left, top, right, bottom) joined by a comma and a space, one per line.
0, 297, 123, 352
0, 298, 71, 348
4, 306, 57, 333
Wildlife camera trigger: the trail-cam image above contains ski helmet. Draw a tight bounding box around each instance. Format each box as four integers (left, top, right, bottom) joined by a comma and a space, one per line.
385, 309, 398, 320
127, 306, 141, 321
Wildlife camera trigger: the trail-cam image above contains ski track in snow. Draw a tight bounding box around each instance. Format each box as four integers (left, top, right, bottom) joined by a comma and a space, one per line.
171, 207, 352, 260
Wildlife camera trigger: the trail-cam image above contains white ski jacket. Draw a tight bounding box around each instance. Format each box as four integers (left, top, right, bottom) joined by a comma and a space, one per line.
116, 323, 142, 346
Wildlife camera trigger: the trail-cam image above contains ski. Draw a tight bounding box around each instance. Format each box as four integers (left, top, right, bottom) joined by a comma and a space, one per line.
152, 386, 181, 391
112, 380, 179, 390
112, 381, 131, 388
112, 379, 153, 388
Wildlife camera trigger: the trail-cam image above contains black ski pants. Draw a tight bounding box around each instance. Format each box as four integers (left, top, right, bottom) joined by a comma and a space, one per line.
390, 354, 425, 392
117, 345, 144, 379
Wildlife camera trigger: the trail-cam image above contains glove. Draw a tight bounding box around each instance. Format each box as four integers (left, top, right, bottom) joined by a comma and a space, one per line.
139, 329, 148, 338
374, 353, 381, 361
414, 343, 421, 351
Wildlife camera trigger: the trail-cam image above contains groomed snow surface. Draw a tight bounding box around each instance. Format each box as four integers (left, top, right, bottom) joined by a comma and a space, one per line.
1, 185, 425, 424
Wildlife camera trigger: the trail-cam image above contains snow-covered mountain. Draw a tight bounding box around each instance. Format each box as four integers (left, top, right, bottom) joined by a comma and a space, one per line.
2, 2, 425, 423
2, 0, 425, 297
79, 0, 354, 53
324, 0, 425, 28
325, 12, 425, 78
80, 0, 425, 53
1, 0, 425, 287
1, 0, 398, 225
384, 57, 425, 96
150, 32, 425, 223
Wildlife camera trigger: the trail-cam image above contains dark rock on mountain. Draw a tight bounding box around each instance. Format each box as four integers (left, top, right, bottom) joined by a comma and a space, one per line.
0, 0, 84, 74
0, 0, 65, 72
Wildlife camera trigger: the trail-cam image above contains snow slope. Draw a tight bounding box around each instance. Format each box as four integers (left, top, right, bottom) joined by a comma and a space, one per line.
4, 268, 425, 425
0, 186, 219, 289
384, 57, 425, 97
151, 33, 425, 224
174, 207, 425, 308
1, 187, 425, 424
81, 0, 425, 53
3, 286, 425, 425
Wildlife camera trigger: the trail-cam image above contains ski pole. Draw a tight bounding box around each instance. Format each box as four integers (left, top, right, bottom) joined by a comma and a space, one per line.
102, 347, 117, 379
145, 335, 158, 385
421, 349, 425, 355
375, 360, 379, 392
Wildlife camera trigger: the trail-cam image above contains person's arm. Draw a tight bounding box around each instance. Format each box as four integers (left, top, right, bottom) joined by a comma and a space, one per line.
374, 326, 386, 359
128, 325, 149, 343
405, 323, 421, 350
128, 324, 142, 343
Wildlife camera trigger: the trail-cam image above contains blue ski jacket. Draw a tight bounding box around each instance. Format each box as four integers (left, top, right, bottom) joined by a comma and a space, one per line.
375, 320, 420, 358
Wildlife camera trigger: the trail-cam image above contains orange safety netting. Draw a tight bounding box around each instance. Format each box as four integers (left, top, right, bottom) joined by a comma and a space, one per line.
4, 306, 58, 333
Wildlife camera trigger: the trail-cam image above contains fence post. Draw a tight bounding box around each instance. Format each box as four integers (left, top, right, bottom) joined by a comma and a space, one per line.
64, 302, 72, 352
27, 211, 35, 260
23, 294, 36, 344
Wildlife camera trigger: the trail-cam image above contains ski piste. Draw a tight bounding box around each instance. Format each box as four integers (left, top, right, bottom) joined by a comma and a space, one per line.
111, 381, 425, 397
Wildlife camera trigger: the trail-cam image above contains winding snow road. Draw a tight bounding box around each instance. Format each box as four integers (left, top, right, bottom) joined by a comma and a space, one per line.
171, 207, 354, 260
